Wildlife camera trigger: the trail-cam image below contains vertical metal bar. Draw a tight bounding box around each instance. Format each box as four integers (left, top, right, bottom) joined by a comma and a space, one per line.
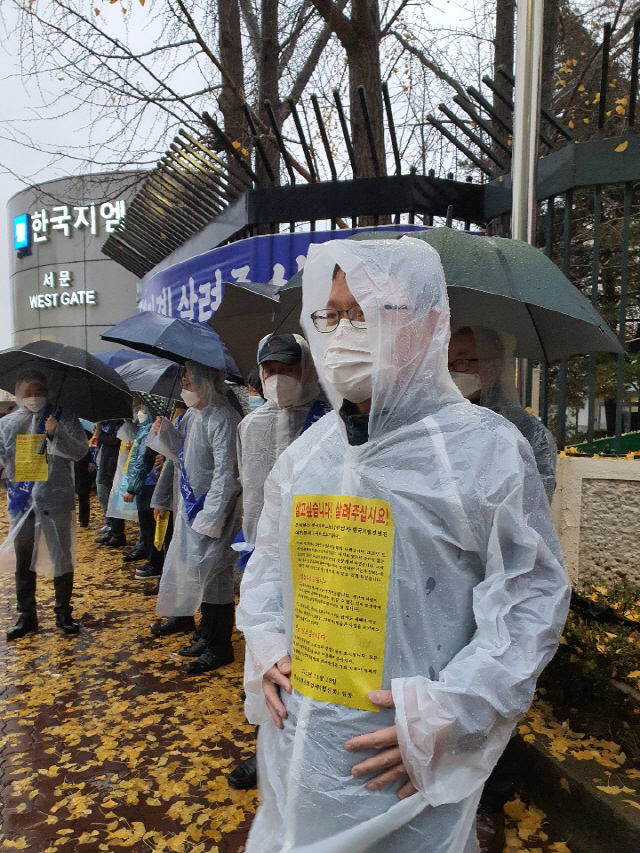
311, 94, 338, 181
556, 190, 573, 448
358, 86, 381, 176
242, 103, 276, 185
629, 19, 640, 127
539, 197, 554, 425
200, 112, 259, 183
598, 23, 612, 130
287, 99, 317, 182
332, 90, 358, 177
614, 182, 633, 452
264, 100, 296, 184
382, 81, 402, 175
512, 0, 544, 244
586, 186, 601, 447
465, 176, 473, 229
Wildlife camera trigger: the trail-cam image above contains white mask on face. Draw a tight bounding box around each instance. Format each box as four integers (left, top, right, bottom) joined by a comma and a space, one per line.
22, 397, 47, 413
322, 320, 373, 404
181, 389, 199, 408
450, 371, 482, 399
263, 374, 303, 409
136, 410, 149, 424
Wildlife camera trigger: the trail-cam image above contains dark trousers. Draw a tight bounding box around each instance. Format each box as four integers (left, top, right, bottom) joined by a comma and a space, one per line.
14, 511, 74, 617
137, 484, 165, 570
77, 490, 92, 527
107, 516, 125, 537
480, 737, 517, 810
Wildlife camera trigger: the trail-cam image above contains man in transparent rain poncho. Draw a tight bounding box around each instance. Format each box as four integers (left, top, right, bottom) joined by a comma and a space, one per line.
229, 333, 330, 791
148, 361, 241, 675
448, 326, 558, 851
448, 325, 557, 503
0, 371, 89, 639
237, 237, 570, 853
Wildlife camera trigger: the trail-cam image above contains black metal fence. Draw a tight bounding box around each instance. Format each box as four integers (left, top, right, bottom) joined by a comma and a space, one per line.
104, 20, 640, 452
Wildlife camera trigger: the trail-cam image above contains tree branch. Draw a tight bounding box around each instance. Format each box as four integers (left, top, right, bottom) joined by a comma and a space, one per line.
391, 31, 468, 100
307, 0, 353, 48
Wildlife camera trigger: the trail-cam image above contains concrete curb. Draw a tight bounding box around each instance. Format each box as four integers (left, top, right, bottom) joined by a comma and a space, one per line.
511, 736, 640, 853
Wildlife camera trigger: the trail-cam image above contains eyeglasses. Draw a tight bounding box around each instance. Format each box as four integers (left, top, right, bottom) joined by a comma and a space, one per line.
448, 358, 481, 373
310, 306, 366, 333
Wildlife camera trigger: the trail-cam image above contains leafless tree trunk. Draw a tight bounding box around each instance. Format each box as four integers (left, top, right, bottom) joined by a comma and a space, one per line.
217, 0, 249, 183
493, 0, 515, 151
309, 0, 386, 178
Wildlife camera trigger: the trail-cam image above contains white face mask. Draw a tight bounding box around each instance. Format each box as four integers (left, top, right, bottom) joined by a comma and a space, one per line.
450, 371, 482, 399
22, 397, 47, 413
323, 321, 373, 404
136, 410, 149, 424
263, 374, 303, 409
181, 389, 199, 408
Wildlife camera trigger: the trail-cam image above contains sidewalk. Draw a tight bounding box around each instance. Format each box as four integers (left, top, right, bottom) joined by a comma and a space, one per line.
0, 512, 577, 853
0, 517, 258, 852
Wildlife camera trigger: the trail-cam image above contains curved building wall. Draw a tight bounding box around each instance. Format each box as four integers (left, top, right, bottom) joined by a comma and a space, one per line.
7, 171, 145, 352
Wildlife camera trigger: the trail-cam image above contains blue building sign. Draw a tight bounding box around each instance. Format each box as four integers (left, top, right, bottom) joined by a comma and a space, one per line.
14, 214, 30, 253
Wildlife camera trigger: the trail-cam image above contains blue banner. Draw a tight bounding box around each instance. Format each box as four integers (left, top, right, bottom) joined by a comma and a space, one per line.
139, 225, 427, 323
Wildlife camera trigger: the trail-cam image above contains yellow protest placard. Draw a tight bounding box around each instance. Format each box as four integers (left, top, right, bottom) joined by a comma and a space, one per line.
154, 511, 170, 550
123, 443, 135, 474
15, 435, 49, 483
290, 494, 394, 712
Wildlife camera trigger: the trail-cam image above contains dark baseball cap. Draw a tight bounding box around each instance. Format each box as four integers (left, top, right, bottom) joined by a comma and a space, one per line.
258, 334, 302, 366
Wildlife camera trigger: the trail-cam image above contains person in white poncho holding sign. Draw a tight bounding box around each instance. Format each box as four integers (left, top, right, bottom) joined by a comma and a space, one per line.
237, 236, 570, 853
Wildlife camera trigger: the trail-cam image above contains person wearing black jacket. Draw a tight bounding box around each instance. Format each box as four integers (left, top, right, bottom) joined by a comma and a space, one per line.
94, 420, 125, 546
74, 450, 96, 528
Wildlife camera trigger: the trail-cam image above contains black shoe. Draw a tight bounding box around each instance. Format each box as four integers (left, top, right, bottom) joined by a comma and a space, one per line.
228, 754, 257, 790
477, 806, 506, 853
55, 613, 80, 635
143, 581, 160, 596
135, 564, 162, 580
6, 614, 39, 641
123, 546, 146, 563
150, 616, 195, 636
95, 533, 112, 544
79, 522, 89, 529
184, 644, 234, 675
178, 637, 208, 657
105, 535, 127, 548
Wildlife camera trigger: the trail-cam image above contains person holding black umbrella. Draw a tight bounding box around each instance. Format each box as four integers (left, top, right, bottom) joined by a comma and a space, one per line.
148, 360, 242, 675
0, 371, 89, 639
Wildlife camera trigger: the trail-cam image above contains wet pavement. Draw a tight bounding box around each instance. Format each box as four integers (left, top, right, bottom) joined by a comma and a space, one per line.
0, 508, 577, 852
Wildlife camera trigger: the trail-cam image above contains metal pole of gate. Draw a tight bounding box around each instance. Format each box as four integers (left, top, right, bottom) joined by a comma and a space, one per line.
512, 0, 545, 412
512, 0, 544, 243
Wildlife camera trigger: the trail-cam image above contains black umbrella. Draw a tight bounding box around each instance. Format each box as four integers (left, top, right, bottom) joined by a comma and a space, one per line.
101, 311, 242, 382
116, 357, 184, 400
207, 281, 302, 378
0, 340, 133, 422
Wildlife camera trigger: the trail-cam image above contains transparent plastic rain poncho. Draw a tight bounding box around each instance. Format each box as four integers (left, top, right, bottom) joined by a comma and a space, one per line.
449, 325, 558, 503
238, 334, 325, 547
106, 420, 139, 522
0, 376, 90, 578
237, 237, 571, 853
148, 361, 242, 615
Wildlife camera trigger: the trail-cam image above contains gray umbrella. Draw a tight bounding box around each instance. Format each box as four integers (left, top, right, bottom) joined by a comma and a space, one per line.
116, 357, 184, 400
283, 228, 622, 361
